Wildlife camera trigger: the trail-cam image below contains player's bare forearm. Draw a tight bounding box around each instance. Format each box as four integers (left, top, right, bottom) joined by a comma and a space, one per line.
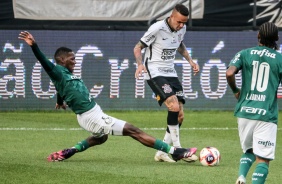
178, 42, 199, 75
226, 66, 240, 98
178, 42, 193, 64
134, 41, 147, 79
134, 41, 145, 66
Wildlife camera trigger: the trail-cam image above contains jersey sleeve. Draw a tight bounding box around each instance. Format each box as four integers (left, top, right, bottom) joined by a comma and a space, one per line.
229, 50, 243, 70
56, 92, 64, 105
140, 23, 159, 47
30, 43, 61, 81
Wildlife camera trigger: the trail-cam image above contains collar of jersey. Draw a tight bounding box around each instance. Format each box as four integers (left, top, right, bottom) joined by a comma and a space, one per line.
57, 64, 72, 73
165, 17, 176, 33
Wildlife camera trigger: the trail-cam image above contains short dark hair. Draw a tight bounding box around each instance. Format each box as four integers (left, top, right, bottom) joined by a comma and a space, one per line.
175, 4, 189, 16
259, 22, 279, 50
54, 47, 73, 63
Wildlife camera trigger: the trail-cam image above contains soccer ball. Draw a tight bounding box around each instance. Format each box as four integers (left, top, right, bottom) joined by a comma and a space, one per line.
199, 147, 221, 166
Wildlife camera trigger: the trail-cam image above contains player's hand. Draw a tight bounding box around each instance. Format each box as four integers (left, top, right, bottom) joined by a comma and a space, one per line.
191, 62, 200, 76
135, 65, 147, 79
234, 90, 240, 99
55, 103, 67, 110
18, 31, 36, 46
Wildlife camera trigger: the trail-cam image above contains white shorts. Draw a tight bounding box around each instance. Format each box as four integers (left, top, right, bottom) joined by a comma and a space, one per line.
77, 104, 126, 137
237, 117, 277, 160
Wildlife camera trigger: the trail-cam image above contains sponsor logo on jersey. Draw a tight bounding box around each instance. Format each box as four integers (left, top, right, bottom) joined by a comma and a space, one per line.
258, 140, 275, 147
245, 93, 266, 101
231, 53, 240, 63
145, 34, 155, 43
162, 84, 172, 93
161, 49, 176, 60
158, 67, 176, 74
240, 106, 266, 115
71, 75, 80, 79
250, 49, 276, 58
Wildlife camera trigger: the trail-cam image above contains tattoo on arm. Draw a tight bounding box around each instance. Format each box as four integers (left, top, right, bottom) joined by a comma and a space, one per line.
177, 42, 186, 54
178, 42, 192, 62
134, 41, 146, 65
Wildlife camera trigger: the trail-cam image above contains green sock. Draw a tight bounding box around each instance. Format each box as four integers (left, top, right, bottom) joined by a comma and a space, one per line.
252, 162, 268, 184
238, 152, 256, 177
73, 140, 89, 152
153, 139, 171, 153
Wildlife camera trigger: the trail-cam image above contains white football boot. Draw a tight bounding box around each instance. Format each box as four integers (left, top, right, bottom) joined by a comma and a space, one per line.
154, 151, 176, 163
235, 175, 246, 184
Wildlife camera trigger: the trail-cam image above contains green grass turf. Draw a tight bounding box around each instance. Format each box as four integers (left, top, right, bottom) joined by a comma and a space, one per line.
0, 110, 281, 184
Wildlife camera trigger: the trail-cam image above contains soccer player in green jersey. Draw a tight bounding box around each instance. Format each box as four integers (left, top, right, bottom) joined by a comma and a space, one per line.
226, 22, 282, 184
18, 31, 197, 162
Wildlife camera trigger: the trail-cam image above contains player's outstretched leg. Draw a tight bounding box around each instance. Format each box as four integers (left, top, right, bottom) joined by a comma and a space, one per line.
122, 123, 197, 162
47, 148, 77, 162
47, 135, 108, 162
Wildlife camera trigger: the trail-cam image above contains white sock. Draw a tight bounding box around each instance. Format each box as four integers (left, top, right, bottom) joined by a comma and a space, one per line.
168, 125, 181, 148
169, 146, 175, 154
163, 130, 172, 145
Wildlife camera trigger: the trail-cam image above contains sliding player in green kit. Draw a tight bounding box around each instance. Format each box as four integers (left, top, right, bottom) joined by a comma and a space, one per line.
18, 31, 197, 162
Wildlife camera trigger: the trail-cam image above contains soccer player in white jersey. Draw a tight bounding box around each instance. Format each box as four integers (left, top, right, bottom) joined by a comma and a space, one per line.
134, 4, 199, 163
226, 22, 282, 184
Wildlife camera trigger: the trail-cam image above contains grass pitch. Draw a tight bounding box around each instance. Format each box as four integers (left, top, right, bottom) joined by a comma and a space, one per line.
0, 110, 281, 184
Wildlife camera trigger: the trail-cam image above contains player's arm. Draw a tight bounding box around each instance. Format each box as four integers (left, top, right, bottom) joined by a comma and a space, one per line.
55, 92, 67, 110
134, 41, 147, 79
18, 31, 55, 72
226, 66, 240, 99
178, 42, 199, 75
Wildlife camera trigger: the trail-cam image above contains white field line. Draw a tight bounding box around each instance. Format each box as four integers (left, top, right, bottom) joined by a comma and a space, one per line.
0, 127, 281, 131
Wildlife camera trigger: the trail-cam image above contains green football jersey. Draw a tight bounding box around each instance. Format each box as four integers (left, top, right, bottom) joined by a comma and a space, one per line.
229, 46, 282, 124
48, 65, 96, 114
31, 44, 95, 114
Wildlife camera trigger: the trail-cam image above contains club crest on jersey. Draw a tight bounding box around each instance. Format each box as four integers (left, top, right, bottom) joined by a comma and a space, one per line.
178, 34, 182, 42
162, 84, 172, 93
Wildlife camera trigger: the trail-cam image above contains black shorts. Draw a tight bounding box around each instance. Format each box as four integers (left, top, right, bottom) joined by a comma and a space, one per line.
147, 76, 185, 106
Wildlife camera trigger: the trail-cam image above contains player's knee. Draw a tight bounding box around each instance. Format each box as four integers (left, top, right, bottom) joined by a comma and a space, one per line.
168, 104, 179, 112
123, 123, 143, 136
93, 135, 108, 145
165, 96, 180, 112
